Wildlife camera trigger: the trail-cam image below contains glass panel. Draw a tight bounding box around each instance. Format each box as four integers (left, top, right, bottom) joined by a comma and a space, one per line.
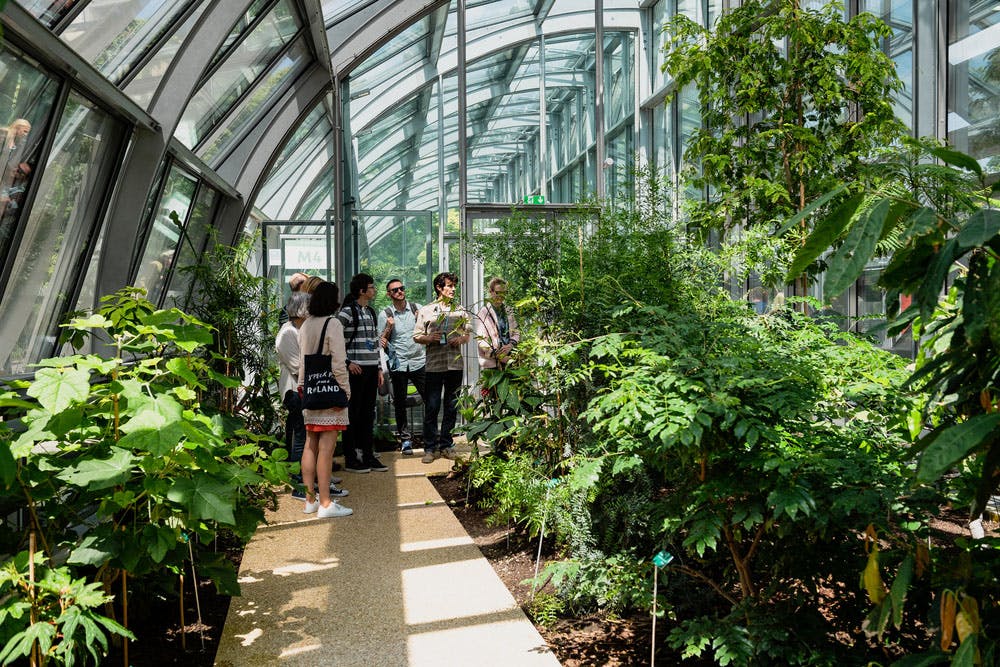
861, 0, 914, 128
198, 37, 311, 164
166, 184, 217, 308
358, 212, 435, 306
258, 103, 334, 219
60, 0, 200, 85
947, 0, 1000, 175
124, 1, 210, 109
16, 0, 79, 30
652, 0, 669, 91
133, 165, 197, 305
174, 0, 300, 149
321, 0, 370, 25
0, 92, 123, 375
0, 44, 60, 268
209, 0, 273, 71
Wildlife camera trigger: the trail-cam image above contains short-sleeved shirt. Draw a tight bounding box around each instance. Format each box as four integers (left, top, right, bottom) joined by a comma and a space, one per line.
377, 301, 426, 372
414, 300, 472, 373
337, 301, 380, 366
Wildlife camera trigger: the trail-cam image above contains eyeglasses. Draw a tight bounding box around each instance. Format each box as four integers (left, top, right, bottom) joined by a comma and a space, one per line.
389, 286, 406, 293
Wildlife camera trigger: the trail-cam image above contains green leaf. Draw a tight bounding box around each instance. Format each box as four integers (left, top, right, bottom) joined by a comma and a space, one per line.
824, 198, 891, 301
26, 367, 91, 413
567, 458, 603, 492
916, 415, 1000, 483
117, 422, 186, 456
915, 237, 959, 318
68, 533, 118, 566
928, 145, 982, 177
774, 184, 847, 236
889, 553, 914, 630
120, 393, 183, 433
57, 447, 134, 490
898, 206, 939, 245
165, 357, 204, 388
952, 634, 978, 667
787, 194, 864, 280
166, 475, 236, 524
0, 441, 15, 487
956, 208, 1000, 248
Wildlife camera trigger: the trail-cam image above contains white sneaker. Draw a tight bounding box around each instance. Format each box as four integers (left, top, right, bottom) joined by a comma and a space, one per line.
317, 501, 353, 518
303, 499, 319, 514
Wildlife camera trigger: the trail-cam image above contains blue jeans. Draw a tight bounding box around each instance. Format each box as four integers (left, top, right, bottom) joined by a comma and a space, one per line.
423, 369, 463, 452
283, 389, 305, 480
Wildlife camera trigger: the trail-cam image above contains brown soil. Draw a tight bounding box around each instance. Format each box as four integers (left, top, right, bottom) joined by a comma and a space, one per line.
428, 469, 680, 667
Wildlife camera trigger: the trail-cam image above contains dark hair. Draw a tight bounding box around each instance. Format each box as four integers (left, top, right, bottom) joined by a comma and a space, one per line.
308, 281, 340, 316
385, 277, 403, 289
433, 271, 458, 295
349, 272, 374, 299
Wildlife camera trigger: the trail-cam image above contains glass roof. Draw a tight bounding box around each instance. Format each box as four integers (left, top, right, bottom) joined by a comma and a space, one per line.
60, 0, 200, 85
174, 0, 301, 152
341, 2, 642, 212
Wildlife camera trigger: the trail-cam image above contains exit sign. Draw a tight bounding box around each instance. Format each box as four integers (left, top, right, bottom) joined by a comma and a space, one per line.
523, 195, 545, 205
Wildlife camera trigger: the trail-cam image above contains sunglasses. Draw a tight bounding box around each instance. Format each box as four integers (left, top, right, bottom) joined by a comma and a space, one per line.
389, 286, 406, 293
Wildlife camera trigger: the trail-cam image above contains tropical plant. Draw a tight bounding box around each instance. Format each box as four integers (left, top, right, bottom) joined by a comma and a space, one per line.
182, 232, 281, 436
661, 0, 906, 291
0, 288, 291, 664
786, 140, 1000, 664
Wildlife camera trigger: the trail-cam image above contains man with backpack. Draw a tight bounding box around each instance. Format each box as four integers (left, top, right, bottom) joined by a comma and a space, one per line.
377, 278, 426, 455
338, 273, 386, 472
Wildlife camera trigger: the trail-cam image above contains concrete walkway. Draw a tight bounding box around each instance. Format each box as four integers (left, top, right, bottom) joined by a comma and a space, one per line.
214, 449, 560, 667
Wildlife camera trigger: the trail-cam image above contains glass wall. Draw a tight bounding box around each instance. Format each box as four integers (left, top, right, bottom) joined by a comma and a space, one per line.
948, 0, 1000, 175
133, 163, 199, 305
0, 89, 125, 375
0, 43, 60, 272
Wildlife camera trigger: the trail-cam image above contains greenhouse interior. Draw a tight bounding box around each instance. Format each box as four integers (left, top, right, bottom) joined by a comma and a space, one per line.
0, 0, 998, 664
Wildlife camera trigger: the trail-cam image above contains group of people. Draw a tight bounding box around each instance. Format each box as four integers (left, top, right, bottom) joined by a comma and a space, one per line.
274, 269, 520, 519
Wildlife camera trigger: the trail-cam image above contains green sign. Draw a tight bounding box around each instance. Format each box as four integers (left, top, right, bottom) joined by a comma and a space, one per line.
652, 550, 674, 567
523, 195, 545, 205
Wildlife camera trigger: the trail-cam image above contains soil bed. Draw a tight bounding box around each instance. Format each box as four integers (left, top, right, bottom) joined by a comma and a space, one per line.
428, 469, 693, 667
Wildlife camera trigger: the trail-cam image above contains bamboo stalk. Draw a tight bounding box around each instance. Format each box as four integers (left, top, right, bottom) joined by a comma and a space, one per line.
122, 571, 129, 667
29, 532, 38, 667
179, 573, 186, 651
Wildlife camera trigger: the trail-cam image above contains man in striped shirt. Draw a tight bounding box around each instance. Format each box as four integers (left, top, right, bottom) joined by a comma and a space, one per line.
338, 272, 387, 473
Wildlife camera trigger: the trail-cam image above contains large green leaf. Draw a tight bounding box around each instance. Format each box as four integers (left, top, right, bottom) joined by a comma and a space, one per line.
119, 393, 183, 433
117, 422, 186, 456
915, 237, 959, 318
956, 208, 1000, 248
0, 442, 15, 487
67, 533, 118, 566
57, 447, 135, 490
774, 184, 847, 236
166, 474, 236, 524
928, 145, 982, 177
824, 198, 891, 300
165, 357, 204, 388
897, 206, 940, 245
916, 414, 1000, 483
787, 194, 865, 280
26, 367, 91, 414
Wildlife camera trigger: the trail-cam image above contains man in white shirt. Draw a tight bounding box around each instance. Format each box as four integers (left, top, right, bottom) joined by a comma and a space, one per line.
377, 278, 426, 455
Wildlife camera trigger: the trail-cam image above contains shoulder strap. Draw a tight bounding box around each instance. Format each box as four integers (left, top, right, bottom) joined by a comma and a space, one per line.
410, 302, 418, 315
384, 306, 394, 319
345, 302, 360, 347
315, 317, 332, 354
